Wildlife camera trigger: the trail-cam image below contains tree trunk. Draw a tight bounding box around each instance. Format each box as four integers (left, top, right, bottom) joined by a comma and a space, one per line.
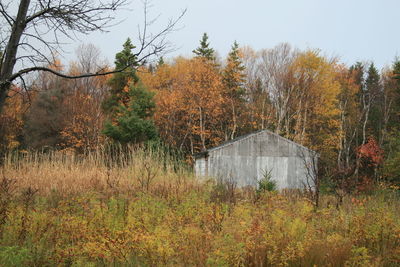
0, 0, 31, 113
0, 85, 8, 114
230, 100, 237, 140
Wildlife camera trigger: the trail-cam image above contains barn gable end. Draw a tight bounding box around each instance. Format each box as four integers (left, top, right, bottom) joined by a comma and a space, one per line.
194, 129, 317, 189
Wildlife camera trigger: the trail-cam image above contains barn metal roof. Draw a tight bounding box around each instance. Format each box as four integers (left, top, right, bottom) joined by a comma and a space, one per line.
194, 129, 315, 159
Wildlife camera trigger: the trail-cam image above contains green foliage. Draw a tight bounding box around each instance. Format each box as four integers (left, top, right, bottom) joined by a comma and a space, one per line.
222, 41, 246, 98
390, 59, 400, 127
350, 62, 365, 90
383, 132, 400, 185
345, 246, 372, 266
257, 169, 277, 193
0, 246, 32, 267
0, 152, 399, 267
103, 38, 138, 114
103, 82, 158, 144
102, 39, 157, 144
366, 63, 382, 138
366, 63, 380, 93
192, 33, 216, 61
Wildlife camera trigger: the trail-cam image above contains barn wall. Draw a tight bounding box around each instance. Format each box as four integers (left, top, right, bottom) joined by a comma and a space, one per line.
194, 157, 207, 177
194, 131, 315, 189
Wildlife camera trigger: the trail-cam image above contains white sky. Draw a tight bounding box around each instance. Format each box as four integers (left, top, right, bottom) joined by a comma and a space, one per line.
63, 0, 399, 69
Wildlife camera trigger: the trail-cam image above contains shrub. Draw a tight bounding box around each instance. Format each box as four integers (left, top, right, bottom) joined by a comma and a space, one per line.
257, 169, 277, 193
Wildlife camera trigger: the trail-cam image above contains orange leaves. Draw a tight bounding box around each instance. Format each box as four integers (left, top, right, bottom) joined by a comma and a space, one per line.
140, 58, 225, 152
0, 87, 28, 151
60, 89, 106, 152
357, 137, 384, 167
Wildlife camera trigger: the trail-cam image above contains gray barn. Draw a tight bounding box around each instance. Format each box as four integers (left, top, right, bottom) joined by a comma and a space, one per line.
194, 129, 317, 189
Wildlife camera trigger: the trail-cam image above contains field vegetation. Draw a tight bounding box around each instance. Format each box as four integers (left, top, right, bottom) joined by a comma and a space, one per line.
1, 3, 400, 266
0, 148, 398, 266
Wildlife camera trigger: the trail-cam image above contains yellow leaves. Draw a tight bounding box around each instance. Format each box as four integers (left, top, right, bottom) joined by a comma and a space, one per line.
122, 85, 130, 93
289, 50, 343, 156
139, 57, 226, 152
0, 87, 27, 151
2, 174, 400, 266
59, 90, 105, 152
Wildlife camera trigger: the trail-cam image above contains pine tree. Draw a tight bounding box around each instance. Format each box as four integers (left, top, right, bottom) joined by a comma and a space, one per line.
222, 41, 246, 98
366, 63, 380, 93
365, 63, 382, 140
393, 58, 400, 79
102, 38, 138, 113
350, 62, 365, 91
192, 33, 215, 61
103, 82, 157, 144
102, 39, 158, 144
392, 59, 400, 113
221, 41, 246, 140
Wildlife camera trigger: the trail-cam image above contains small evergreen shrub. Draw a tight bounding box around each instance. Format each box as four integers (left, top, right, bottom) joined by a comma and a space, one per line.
257, 169, 277, 193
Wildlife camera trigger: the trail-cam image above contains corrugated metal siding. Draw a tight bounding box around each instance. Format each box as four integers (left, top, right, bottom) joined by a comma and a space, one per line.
194, 130, 316, 189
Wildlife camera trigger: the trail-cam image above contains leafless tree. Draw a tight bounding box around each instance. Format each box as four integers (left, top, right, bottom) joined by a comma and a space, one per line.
258, 43, 297, 135
241, 44, 298, 134
299, 149, 320, 208
0, 0, 186, 112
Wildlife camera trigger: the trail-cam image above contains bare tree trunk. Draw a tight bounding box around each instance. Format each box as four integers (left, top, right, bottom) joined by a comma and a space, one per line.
199, 106, 206, 151
261, 96, 266, 129
0, 85, 8, 114
230, 100, 237, 140
355, 92, 373, 177
337, 103, 346, 171
294, 96, 303, 142
380, 93, 392, 147
0, 0, 31, 112
300, 102, 309, 144
189, 136, 194, 155
275, 86, 292, 135
0, 0, 184, 114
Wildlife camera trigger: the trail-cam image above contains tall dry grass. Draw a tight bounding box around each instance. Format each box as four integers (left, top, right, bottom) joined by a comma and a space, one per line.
1, 146, 200, 198
0, 148, 399, 266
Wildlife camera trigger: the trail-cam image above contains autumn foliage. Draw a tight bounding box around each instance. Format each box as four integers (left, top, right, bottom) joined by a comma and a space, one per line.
0, 88, 27, 152
141, 57, 226, 153
0, 150, 398, 266
2, 21, 400, 267
357, 137, 384, 167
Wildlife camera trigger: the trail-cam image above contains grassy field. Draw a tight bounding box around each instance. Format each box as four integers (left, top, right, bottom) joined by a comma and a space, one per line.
0, 148, 399, 266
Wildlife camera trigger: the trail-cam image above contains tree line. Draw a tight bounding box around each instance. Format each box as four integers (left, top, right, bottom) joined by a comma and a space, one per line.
1, 33, 400, 189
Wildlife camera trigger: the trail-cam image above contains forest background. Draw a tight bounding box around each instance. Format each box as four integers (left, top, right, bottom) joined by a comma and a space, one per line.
0, 1, 400, 265
2, 32, 400, 189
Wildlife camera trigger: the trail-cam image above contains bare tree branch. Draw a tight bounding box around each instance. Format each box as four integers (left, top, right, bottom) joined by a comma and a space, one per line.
0, 0, 185, 113
0, 1, 14, 27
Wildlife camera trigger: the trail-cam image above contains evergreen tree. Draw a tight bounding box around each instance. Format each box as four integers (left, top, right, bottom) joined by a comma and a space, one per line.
157, 57, 165, 67
392, 59, 400, 117
102, 39, 158, 144
222, 41, 246, 98
366, 63, 380, 93
221, 41, 246, 140
365, 63, 382, 140
103, 82, 157, 144
350, 62, 365, 91
192, 33, 215, 61
102, 38, 138, 113
381, 58, 400, 184
393, 58, 400, 80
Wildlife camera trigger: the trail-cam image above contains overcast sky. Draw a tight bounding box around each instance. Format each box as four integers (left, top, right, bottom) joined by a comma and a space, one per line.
69, 0, 399, 69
